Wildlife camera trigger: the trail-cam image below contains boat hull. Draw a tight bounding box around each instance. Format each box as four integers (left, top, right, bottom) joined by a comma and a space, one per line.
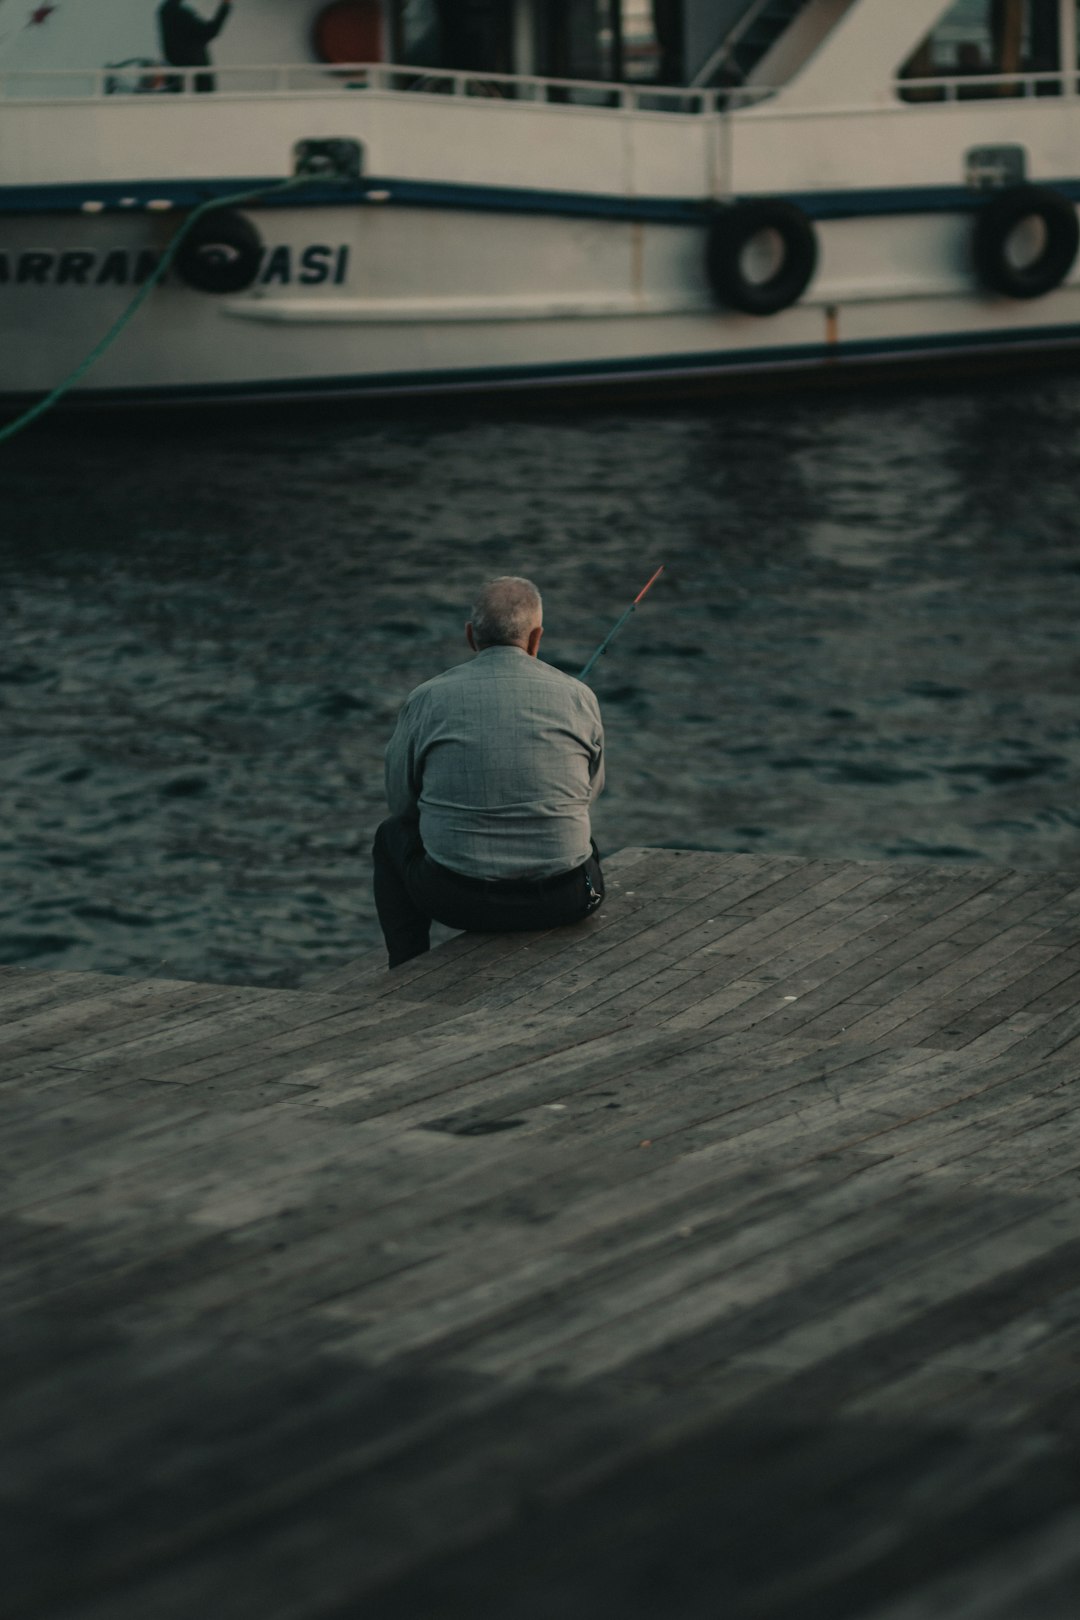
5, 195, 1080, 405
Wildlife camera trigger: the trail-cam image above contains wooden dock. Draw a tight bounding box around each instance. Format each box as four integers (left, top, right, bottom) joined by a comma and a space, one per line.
5, 848, 1080, 1620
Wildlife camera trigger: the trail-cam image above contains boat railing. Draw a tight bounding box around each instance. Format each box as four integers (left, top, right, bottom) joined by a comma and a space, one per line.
13, 59, 1074, 112
0, 59, 731, 114
897, 69, 1080, 103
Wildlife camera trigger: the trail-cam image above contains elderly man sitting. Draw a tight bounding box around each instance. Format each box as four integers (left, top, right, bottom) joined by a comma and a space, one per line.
372, 576, 605, 967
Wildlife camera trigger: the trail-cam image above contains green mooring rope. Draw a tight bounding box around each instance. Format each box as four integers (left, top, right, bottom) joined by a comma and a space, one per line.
0, 172, 329, 445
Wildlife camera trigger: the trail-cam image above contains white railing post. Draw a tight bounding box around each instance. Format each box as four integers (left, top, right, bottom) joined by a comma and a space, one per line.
1063, 0, 1078, 94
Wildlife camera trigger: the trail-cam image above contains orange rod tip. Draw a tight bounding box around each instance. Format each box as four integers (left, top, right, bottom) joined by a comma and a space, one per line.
633, 564, 665, 605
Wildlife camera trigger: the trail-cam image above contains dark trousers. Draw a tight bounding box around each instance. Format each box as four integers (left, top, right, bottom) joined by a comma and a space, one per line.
372, 816, 604, 968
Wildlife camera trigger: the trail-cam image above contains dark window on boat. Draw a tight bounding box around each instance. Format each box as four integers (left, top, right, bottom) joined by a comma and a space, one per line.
537, 1, 614, 80
898, 0, 1062, 101
389, 0, 513, 72
387, 1, 683, 86
532, 2, 685, 103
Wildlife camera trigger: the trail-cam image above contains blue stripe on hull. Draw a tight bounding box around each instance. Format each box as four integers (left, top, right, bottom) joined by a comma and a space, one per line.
5, 323, 1080, 409
4, 174, 1080, 224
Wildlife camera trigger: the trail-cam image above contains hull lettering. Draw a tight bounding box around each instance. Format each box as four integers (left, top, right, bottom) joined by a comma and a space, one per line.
0, 244, 351, 288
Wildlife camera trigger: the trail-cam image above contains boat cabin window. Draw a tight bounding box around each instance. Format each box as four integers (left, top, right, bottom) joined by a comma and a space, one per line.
387, 1, 682, 84
389, 1, 514, 73
898, 0, 1062, 100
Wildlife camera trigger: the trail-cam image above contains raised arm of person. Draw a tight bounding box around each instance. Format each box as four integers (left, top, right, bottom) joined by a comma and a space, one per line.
201, 0, 233, 43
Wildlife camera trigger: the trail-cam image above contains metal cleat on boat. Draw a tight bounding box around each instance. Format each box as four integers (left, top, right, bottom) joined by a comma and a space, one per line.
293, 140, 362, 182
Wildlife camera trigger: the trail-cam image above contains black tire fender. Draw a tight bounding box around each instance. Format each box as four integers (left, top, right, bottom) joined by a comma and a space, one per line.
705, 198, 818, 316
973, 184, 1079, 300
174, 209, 263, 294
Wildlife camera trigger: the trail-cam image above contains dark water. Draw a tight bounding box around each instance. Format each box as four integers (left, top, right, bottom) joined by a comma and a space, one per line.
3, 372, 1080, 986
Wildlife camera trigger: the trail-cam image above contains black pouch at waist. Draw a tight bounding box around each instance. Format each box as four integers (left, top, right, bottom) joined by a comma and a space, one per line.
424, 857, 584, 894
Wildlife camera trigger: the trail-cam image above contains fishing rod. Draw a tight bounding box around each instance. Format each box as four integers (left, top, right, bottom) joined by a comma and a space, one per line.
578, 565, 666, 682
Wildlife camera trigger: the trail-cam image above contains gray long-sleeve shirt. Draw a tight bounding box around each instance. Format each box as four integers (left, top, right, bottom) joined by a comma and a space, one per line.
384, 645, 604, 879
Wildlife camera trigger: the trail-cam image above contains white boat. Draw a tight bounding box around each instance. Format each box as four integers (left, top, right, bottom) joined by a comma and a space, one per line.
3, 0, 1080, 404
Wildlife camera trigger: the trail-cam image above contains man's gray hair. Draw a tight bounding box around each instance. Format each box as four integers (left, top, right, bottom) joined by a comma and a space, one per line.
470, 576, 543, 648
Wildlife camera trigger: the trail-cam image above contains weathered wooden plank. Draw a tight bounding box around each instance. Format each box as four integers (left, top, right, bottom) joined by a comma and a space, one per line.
301, 944, 390, 995
667, 874, 1055, 1036
35, 979, 459, 1095
633, 868, 924, 1017
198, 1000, 637, 1102
774, 872, 1065, 1045
618, 1199, 1080, 1402
838, 1308, 1080, 1427
0, 968, 136, 1025
657, 868, 999, 1033
530, 1214, 1080, 1392
614, 1033, 1076, 1178
853, 1514, 1080, 1620
881, 941, 1080, 1051
50, 989, 424, 1079
0, 982, 246, 1070
929, 951, 1080, 1049
323, 1169, 1004, 1370
795, 922, 1061, 1050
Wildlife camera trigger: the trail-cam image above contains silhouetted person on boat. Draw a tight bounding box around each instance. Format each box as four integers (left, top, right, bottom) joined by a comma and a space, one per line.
158, 0, 233, 93
373, 577, 605, 968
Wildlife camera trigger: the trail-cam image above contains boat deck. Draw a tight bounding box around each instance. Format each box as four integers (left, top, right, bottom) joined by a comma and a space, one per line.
5, 847, 1080, 1619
